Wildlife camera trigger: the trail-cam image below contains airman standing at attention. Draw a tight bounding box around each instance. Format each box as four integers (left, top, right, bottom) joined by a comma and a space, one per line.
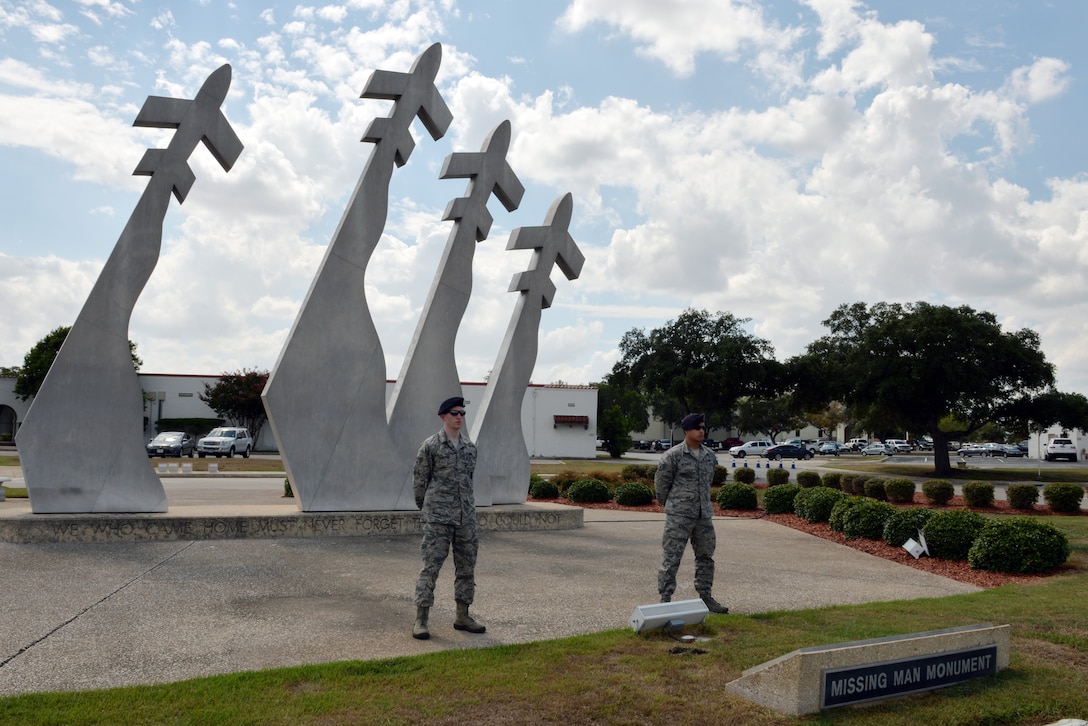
654, 413, 729, 614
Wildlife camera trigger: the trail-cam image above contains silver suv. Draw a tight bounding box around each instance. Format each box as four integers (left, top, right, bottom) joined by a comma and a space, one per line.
197, 427, 254, 458
728, 440, 774, 458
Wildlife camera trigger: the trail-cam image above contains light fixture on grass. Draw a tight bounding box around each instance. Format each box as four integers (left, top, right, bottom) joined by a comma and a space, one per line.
630, 599, 709, 633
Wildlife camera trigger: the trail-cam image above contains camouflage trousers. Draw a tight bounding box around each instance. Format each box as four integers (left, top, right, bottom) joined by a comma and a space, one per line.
414, 520, 478, 607
658, 515, 716, 599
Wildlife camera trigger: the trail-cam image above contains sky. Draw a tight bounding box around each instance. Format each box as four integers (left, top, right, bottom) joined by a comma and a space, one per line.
2, 0, 1088, 396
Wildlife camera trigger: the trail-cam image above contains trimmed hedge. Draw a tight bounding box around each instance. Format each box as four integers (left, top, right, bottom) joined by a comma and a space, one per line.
883, 508, 933, 547
566, 478, 612, 503
716, 482, 758, 510
529, 478, 559, 499
614, 481, 655, 506
863, 478, 887, 501
835, 498, 897, 540
922, 479, 955, 506
967, 517, 1071, 573
962, 481, 995, 508
620, 464, 656, 482
763, 483, 801, 514
766, 467, 791, 486
797, 470, 822, 488
713, 466, 730, 486
733, 467, 756, 485
923, 509, 986, 560
883, 478, 916, 504
1043, 482, 1085, 513
794, 486, 848, 524
820, 472, 843, 490
1007, 483, 1040, 510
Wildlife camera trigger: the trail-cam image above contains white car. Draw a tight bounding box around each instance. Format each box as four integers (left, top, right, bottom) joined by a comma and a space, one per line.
1045, 438, 1078, 462
885, 439, 912, 453
197, 427, 254, 458
817, 441, 842, 456
728, 440, 774, 458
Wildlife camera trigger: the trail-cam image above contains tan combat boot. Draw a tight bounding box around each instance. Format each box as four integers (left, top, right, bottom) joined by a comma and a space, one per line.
412, 606, 430, 640
453, 601, 486, 633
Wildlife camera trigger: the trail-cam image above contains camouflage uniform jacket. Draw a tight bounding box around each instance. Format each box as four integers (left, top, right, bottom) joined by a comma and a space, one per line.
655, 442, 717, 519
414, 429, 477, 526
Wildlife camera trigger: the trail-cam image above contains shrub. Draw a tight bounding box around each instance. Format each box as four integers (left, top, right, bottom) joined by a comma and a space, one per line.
551, 469, 582, 494
716, 482, 758, 510
284, 478, 294, 498
794, 486, 848, 524
620, 464, 656, 483
763, 483, 801, 514
883, 478, 916, 504
829, 496, 864, 533
967, 517, 1071, 573
1007, 483, 1040, 510
733, 467, 756, 485
713, 466, 730, 486
820, 472, 842, 490
1043, 482, 1085, 513
797, 471, 822, 488
922, 479, 955, 506
839, 498, 897, 540
962, 481, 995, 508
529, 478, 560, 499
844, 474, 867, 495
766, 467, 790, 486
923, 510, 986, 560
586, 469, 622, 485
883, 508, 933, 547
614, 481, 655, 506
566, 478, 612, 503
863, 478, 887, 501
838, 474, 859, 494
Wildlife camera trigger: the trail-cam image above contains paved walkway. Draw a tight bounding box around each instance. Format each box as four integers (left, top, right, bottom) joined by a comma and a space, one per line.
0, 473, 980, 697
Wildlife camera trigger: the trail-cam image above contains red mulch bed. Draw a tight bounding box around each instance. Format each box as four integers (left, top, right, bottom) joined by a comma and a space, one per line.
539, 492, 1084, 589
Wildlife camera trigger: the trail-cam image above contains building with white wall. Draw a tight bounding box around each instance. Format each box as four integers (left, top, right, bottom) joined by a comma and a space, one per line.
2, 375, 598, 459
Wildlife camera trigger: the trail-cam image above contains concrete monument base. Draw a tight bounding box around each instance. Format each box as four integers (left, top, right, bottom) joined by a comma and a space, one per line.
0, 502, 581, 544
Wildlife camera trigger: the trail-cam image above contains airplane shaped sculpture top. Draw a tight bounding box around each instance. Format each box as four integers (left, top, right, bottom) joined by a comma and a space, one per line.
386, 120, 525, 468
17, 65, 243, 513
263, 43, 453, 511
471, 194, 584, 504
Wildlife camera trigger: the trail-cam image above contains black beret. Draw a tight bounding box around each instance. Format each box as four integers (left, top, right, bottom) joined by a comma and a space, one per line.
680, 413, 705, 431
438, 396, 465, 415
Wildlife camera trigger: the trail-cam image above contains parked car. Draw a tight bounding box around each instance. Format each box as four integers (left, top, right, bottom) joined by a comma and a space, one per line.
885, 439, 912, 453
845, 438, 868, 451
957, 444, 987, 457
764, 443, 814, 461
196, 427, 254, 458
1000, 444, 1026, 457
728, 440, 774, 458
817, 441, 843, 456
654, 439, 673, 451
595, 438, 605, 448
1045, 438, 1078, 462
146, 431, 195, 458
861, 443, 893, 456
785, 438, 818, 454
720, 437, 744, 450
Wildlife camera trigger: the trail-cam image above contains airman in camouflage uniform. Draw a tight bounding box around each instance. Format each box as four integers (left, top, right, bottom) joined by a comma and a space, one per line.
411, 396, 486, 639
654, 413, 729, 614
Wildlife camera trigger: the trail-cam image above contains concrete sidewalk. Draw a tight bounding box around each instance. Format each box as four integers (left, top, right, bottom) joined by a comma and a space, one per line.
0, 475, 980, 696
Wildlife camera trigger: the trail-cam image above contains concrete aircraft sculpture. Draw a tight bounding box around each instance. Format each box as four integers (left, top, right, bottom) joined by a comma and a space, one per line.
17, 65, 243, 513
471, 193, 584, 505
263, 43, 452, 511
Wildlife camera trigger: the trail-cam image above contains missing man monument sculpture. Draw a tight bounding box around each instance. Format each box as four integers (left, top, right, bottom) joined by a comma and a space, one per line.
18, 44, 582, 515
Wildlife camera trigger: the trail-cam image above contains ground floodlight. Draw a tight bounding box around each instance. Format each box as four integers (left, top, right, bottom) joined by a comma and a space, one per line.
903, 538, 925, 559
630, 599, 709, 633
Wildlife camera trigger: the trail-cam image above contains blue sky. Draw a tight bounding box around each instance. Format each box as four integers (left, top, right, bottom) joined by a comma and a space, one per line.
3, 0, 1088, 396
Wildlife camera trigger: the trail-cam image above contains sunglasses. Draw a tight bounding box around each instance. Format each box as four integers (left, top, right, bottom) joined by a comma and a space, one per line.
447, 410, 467, 417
